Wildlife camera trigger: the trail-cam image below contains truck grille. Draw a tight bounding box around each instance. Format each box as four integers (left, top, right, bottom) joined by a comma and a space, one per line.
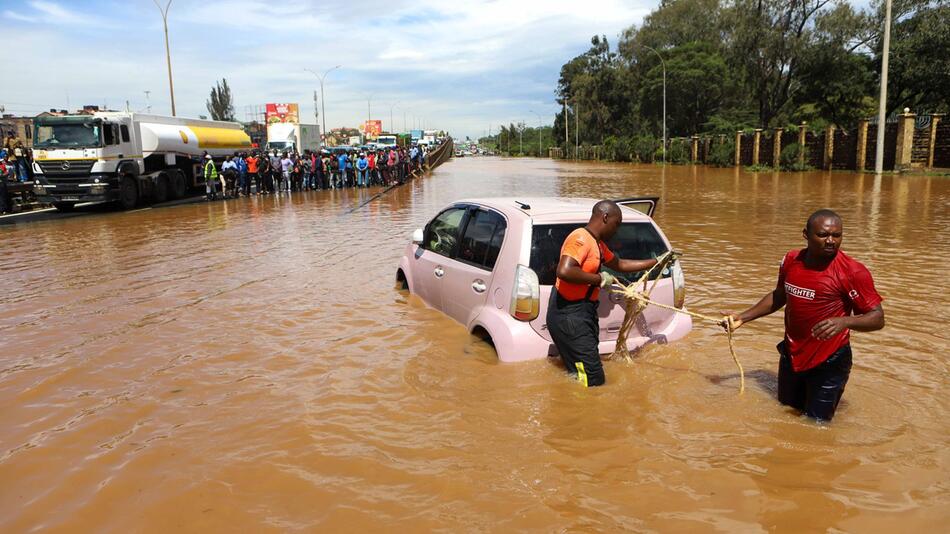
37, 159, 96, 177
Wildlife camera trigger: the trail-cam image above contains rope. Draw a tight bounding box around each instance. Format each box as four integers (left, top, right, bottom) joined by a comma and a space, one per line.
608, 254, 745, 394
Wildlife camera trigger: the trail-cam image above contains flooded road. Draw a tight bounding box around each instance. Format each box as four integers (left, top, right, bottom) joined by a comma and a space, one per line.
1, 158, 947, 531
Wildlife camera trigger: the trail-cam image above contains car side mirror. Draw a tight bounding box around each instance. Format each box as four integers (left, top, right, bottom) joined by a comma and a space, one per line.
412, 228, 424, 245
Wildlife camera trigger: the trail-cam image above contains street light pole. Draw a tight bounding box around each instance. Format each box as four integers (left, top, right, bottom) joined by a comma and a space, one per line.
874, 0, 893, 174
643, 45, 666, 164
305, 65, 341, 146
153, 0, 176, 116
389, 101, 400, 133
529, 110, 542, 157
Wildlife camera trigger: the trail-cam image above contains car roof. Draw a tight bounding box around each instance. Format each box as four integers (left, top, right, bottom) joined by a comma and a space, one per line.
453, 197, 654, 223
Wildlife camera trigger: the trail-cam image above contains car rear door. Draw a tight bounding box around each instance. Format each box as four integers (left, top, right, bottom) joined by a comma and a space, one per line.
411, 206, 469, 312
440, 207, 507, 325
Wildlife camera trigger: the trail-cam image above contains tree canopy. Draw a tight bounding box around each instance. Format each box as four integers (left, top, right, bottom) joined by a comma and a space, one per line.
206, 79, 236, 122
552, 0, 949, 147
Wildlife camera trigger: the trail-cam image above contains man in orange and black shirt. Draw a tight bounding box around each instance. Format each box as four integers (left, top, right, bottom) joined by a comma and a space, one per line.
547, 200, 661, 387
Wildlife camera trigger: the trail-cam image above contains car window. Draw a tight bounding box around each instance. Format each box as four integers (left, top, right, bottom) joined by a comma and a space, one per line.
529, 223, 669, 285
424, 207, 467, 257
457, 209, 506, 270
120, 125, 130, 143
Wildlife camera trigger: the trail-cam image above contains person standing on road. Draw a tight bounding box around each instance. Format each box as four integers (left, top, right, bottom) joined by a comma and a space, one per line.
280, 153, 293, 193
356, 152, 368, 187
337, 151, 348, 188
4, 131, 27, 182
235, 152, 248, 196
245, 152, 259, 196
0, 158, 10, 214
721, 209, 885, 422
548, 200, 662, 387
203, 154, 218, 200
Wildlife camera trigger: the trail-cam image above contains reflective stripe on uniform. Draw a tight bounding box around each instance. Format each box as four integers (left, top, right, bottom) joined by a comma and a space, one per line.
575, 362, 588, 387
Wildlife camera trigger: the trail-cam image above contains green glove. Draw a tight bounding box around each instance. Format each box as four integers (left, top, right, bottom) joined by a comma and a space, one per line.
599, 271, 617, 288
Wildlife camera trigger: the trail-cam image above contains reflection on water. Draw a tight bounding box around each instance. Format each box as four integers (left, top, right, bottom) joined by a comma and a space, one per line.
1, 158, 948, 531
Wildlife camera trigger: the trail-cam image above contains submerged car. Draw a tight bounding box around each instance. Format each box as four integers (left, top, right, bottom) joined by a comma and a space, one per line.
396, 197, 692, 362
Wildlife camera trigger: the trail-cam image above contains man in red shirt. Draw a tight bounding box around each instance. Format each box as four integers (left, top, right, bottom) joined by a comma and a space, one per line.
723, 209, 885, 421
549, 200, 663, 387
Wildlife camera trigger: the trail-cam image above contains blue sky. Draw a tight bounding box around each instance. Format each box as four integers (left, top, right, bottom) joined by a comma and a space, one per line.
1, 0, 874, 139
1, 0, 656, 139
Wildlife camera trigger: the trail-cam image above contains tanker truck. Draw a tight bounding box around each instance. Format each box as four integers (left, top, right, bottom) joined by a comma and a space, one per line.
31, 112, 252, 211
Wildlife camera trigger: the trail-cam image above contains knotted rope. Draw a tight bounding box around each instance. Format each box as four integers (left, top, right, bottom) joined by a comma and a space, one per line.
608, 253, 745, 394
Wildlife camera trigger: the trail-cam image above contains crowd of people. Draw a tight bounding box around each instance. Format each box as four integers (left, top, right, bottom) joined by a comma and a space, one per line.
202, 144, 431, 201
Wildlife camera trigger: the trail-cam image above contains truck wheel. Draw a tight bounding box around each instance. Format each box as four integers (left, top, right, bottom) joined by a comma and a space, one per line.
170, 171, 186, 199
119, 176, 138, 210
154, 174, 170, 203
52, 202, 76, 212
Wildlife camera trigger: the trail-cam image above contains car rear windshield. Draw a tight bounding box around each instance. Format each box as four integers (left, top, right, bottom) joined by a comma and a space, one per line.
529, 222, 669, 285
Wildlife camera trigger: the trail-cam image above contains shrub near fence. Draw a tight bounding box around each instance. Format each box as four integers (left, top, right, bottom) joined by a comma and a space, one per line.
556, 114, 946, 171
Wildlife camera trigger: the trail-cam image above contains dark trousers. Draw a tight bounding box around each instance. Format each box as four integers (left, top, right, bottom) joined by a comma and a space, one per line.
0, 178, 9, 213
777, 341, 852, 421
547, 287, 604, 387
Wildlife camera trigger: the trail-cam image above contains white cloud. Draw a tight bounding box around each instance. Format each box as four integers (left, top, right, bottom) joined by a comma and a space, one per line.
3, 0, 656, 138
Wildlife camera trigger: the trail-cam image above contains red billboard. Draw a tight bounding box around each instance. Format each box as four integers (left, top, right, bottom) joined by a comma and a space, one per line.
363, 120, 382, 138
265, 103, 299, 124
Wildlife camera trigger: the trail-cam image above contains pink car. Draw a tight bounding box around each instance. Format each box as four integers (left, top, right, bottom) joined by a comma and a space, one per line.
396, 197, 692, 362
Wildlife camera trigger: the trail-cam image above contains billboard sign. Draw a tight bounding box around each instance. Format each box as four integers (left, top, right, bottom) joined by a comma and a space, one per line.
265, 103, 299, 124
363, 120, 382, 138
410, 129, 423, 141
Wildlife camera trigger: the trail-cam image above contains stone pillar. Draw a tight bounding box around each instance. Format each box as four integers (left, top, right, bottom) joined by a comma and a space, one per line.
752, 129, 762, 166
856, 119, 869, 171
774, 127, 783, 168
735, 131, 742, 167
895, 108, 916, 171
928, 114, 943, 168
798, 122, 808, 168
824, 125, 836, 170
691, 135, 699, 163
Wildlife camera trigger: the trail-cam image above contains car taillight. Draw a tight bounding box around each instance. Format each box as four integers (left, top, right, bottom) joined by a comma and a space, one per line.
510, 265, 540, 321
671, 259, 686, 309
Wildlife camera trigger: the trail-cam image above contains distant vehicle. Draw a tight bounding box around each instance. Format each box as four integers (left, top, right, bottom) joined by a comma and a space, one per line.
31, 112, 251, 211
265, 122, 320, 153
395, 197, 690, 362
375, 135, 398, 149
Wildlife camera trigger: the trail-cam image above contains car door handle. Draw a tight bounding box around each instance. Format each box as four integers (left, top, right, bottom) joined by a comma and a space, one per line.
472, 280, 486, 293
434, 267, 444, 278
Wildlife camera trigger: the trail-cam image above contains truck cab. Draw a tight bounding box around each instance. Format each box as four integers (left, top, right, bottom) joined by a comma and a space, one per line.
32, 114, 148, 210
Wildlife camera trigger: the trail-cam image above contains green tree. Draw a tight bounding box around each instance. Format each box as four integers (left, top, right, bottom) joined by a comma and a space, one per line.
206, 78, 235, 122
875, 0, 950, 115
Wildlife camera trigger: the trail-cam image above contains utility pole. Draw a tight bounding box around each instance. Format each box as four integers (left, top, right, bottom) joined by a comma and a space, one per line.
304, 65, 341, 147
389, 101, 399, 133
529, 110, 542, 157
575, 100, 579, 159
564, 99, 569, 158
318, 89, 323, 148
874, 0, 893, 174
643, 45, 666, 164
519, 121, 524, 155
153, 0, 176, 116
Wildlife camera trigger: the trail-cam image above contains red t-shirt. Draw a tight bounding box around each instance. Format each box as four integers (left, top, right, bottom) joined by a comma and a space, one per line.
778, 249, 882, 371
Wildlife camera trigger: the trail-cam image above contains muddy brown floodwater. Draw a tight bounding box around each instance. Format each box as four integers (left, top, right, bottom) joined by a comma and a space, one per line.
1, 158, 948, 532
